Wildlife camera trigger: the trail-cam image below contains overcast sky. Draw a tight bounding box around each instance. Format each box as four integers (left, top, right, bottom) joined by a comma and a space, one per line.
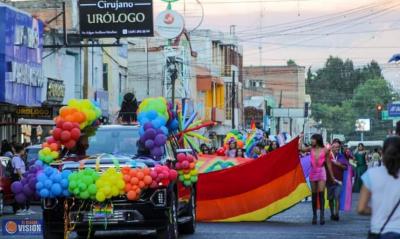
154, 0, 400, 70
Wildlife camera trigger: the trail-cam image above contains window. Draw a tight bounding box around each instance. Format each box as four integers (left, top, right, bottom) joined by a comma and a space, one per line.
103, 63, 108, 91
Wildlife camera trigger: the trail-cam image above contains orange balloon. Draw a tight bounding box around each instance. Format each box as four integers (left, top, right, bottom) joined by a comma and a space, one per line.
127, 191, 137, 201
130, 177, 139, 185
237, 141, 244, 148
42, 143, 49, 148
64, 114, 74, 122
49, 143, 59, 152
137, 172, 144, 180
143, 175, 152, 185
138, 181, 145, 189
132, 185, 139, 192
121, 167, 130, 175
135, 188, 141, 195
125, 183, 132, 192
143, 168, 151, 175
189, 163, 195, 169
59, 107, 69, 118
123, 175, 131, 183
129, 169, 137, 177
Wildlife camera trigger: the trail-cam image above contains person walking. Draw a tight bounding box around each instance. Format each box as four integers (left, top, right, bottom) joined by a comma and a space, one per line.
300, 134, 335, 225
353, 143, 368, 192
358, 136, 400, 239
370, 148, 382, 168
327, 141, 348, 221
11, 144, 30, 215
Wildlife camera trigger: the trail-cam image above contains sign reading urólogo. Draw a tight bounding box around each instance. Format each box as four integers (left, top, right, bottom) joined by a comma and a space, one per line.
79, 0, 154, 38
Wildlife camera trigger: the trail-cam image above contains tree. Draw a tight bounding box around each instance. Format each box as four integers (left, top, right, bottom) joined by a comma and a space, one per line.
287, 59, 297, 66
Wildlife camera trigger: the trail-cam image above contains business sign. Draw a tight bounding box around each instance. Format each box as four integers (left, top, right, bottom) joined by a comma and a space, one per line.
0, 5, 44, 106
388, 103, 400, 117
16, 106, 53, 119
47, 78, 65, 102
79, 0, 154, 38
155, 10, 184, 39
2, 219, 42, 236
355, 119, 370, 132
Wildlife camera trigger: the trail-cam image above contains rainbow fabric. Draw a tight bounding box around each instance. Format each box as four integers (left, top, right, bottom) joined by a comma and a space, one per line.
196, 138, 310, 222
196, 155, 252, 173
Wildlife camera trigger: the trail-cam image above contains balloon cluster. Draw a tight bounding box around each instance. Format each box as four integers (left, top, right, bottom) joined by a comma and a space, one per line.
68, 168, 99, 200
176, 153, 198, 186
36, 167, 71, 198
58, 99, 102, 130
166, 102, 179, 131
95, 168, 125, 202
11, 164, 43, 204
38, 98, 101, 165
150, 165, 178, 188
245, 129, 264, 158
121, 167, 153, 201
224, 130, 245, 149
53, 120, 81, 150
138, 97, 170, 158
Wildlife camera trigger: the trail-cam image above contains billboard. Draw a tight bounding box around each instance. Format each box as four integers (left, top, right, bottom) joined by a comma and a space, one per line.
355, 119, 370, 132
0, 5, 44, 106
79, 0, 154, 38
388, 103, 400, 117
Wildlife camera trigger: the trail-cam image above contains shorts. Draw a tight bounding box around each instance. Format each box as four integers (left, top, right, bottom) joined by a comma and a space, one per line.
327, 184, 342, 200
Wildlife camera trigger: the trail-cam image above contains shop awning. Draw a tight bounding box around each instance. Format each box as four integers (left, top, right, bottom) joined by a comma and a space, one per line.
17, 118, 55, 125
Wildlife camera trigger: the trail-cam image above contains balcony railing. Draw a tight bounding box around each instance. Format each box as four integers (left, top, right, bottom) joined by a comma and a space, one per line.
221, 65, 232, 77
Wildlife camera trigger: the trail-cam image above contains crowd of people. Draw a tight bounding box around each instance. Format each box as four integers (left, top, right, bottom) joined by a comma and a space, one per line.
299, 126, 400, 239
0, 139, 34, 215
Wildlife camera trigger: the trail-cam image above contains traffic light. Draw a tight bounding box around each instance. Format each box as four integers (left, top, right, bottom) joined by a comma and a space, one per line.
376, 104, 383, 112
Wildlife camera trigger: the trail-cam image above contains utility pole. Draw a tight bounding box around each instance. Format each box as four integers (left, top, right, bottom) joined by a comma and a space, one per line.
276, 90, 283, 134
83, 39, 89, 98
146, 38, 149, 96
232, 70, 236, 129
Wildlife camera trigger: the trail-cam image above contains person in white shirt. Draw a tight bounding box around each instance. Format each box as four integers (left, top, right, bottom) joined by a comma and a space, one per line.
358, 136, 400, 239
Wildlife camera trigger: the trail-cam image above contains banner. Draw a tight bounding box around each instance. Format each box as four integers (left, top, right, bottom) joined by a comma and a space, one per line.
2, 219, 42, 236
196, 138, 310, 222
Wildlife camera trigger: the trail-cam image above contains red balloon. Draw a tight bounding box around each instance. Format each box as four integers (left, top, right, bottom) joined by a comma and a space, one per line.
56, 118, 65, 129
181, 161, 189, 169
216, 147, 225, 156
62, 122, 73, 131
169, 170, 178, 180
46, 136, 56, 144
70, 128, 81, 140
177, 153, 186, 162
64, 140, 76, 149
52, 127, 62, 140
50, 143, 59, 152
72, 122, 80, 129
60, 131, 71, 142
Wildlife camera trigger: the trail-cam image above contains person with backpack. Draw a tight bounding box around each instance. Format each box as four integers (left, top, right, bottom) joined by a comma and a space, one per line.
358, 136, 400, 239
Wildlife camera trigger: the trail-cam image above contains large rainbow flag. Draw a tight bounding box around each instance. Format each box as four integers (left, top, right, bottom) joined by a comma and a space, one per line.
196, 138, 310, 222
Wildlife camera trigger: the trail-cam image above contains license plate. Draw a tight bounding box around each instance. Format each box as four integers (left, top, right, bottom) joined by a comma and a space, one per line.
92, 204, 113, 219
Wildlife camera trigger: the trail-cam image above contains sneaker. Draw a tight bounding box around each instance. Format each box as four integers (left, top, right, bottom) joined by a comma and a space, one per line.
25, 209, 35, 215
15, 209, 26, 215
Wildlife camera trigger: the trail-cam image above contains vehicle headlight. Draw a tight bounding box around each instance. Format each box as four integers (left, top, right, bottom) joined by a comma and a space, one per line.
150, 189, 167, 207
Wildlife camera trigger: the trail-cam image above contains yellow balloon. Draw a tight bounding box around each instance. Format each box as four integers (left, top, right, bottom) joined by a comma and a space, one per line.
96, 191, 105, 202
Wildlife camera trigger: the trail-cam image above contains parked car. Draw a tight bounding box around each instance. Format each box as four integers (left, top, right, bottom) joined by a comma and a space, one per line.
42, 125, 196, 239
25, 144, 41, 166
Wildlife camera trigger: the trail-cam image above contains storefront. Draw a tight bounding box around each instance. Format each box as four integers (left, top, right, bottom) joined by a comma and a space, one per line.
0, 4, 44, 142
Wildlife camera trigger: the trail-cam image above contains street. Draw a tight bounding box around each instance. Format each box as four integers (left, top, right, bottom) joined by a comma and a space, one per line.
1, 195, 369, 239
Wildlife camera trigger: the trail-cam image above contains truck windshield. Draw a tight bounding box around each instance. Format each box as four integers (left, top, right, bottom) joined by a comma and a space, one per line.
86, 127, 139, 156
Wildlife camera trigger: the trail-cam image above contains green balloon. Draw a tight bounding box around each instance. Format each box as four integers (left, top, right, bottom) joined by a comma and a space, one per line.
82, 176, 92, 185
184, 181, 192, 187
80, 191, 90, 200
69, 180, 77, 189
190, 176, 198, 183
79, 183, 87, 191
73, 188, 80, 195
69, 173, 77, 181
88, 184, 97, 195
179, 175, 185, 182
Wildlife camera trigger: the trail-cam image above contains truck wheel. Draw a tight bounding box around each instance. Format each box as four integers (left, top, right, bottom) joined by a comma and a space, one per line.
157, 191, 178, 239
0, 192, 3, 216
77, 230, 95, 239
179, 188, 196, 234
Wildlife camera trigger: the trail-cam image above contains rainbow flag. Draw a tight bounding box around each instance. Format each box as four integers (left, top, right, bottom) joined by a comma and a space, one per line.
197, 155, 252, 173
196, 138, 310, 222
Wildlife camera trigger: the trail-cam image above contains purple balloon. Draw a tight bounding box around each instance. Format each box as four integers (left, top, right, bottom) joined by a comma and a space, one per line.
15, 193, 27, 204
143, 128, 156, 140
144, 122, 153, 130
151, 147, 164, 158
11, 182, 23, 194
28, 179, 37, 189
21, 177, 28, 185
154, 134, 167, 147
145, 140, 155, 149
23, 184, 34, 196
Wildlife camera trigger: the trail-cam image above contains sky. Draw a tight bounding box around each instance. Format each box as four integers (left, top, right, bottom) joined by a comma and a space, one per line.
154, 0, 400, 71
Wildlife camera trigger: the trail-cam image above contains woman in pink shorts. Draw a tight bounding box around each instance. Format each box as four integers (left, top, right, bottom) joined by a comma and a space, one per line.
300, 134, 335, 225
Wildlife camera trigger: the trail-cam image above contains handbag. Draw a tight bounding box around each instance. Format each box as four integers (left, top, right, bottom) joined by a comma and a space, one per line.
368, 197, 400, 239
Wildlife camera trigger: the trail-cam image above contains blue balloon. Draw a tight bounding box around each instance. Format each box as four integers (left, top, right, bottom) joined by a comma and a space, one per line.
62, 190, 70, 197
44, 167, 53, 176
61, 170, 72, 179
37, 173, 47, 182
44, 179, 53, 189
160, 126, 169, 135
139, 127, 145, 136
146, 110, 158, 120
152, 119, 162, 129
60, 179, 69, 188
51, 183, 62, 196
144, 122, 154, 130
40, 189, 50, 198
50, 173, 62, 183
158, 117, 167, 126
141, 117, 150, 125
36, 182, 44, 190
34, 160, 43, 167
137, 112, 146, 122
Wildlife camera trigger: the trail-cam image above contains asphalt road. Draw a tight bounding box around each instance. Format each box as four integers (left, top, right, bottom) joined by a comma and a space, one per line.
1, 195, 369, 239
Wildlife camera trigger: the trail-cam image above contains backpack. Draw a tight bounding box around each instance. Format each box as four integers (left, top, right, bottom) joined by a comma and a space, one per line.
5, 156, 15, 178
